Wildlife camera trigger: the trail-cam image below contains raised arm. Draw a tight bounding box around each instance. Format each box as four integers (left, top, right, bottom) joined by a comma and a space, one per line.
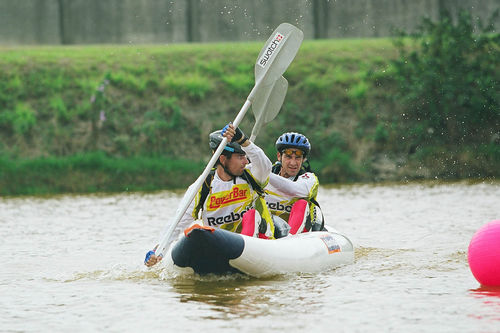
268, 172, 318, 198
222, 123, 271, 185
243, 142, 272, 185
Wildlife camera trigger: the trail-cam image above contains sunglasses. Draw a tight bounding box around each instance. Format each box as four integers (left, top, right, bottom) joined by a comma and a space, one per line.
282, 148, 304, 157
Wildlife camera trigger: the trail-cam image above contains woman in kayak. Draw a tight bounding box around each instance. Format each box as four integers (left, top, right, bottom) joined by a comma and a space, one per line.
265, 132, 324, 236
145, 124, 275, 267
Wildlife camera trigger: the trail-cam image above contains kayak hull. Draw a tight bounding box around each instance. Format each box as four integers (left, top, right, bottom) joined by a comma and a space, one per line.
165, 225, 354, 277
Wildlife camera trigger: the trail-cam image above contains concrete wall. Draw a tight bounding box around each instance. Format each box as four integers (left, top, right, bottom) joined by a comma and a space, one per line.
189, 0, 315, 41
0, 0, 61, 44
318, 0, 439, 38
59, 0, 188, 44
0, 0, 498, 45
318, 0, 499, 38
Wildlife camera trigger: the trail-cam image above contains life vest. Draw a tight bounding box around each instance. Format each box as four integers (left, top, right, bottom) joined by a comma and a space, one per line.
194, 168, 275, 239
269, 162, 325, 231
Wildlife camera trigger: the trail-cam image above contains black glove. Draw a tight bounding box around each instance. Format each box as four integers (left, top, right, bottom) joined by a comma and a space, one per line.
233, 127, 247, 143
222, 123, 248, 144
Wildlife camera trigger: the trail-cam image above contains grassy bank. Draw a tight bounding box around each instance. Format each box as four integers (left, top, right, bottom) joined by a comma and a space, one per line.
0, 35, 498, 195
0, 152, 204, 195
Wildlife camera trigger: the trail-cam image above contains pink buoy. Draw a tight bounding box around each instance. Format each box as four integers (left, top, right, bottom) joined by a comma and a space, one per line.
468, 220, 500, 286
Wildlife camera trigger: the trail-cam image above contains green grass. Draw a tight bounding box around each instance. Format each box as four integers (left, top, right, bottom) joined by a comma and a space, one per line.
0, 152, 205, 195
163, 73, 215, 100
0, 38, 497, 195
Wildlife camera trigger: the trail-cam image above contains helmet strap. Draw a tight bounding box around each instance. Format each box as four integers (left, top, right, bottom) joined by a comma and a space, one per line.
219, 156, 237, 181
271, 161, 282, 175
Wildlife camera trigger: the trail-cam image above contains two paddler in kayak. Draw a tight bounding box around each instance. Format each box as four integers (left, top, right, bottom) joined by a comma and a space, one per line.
145, 124, 323, 267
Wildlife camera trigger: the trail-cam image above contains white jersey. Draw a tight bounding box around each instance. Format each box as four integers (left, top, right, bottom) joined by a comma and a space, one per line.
265, 171, 319, 222
169, 142, 272, 242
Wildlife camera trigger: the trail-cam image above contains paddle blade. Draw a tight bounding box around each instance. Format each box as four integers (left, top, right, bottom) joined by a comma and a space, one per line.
263, 76, 288, 123
250, 76, 288, 141
254, 23, 303, 87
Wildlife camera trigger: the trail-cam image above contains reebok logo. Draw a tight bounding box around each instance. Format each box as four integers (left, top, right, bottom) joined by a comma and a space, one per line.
267, 201, 292, 213
207, 207, 251, 226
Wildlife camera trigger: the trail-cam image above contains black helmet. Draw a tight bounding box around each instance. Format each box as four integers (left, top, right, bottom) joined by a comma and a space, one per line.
275, 132, 311, 155
209, 130, 245, 155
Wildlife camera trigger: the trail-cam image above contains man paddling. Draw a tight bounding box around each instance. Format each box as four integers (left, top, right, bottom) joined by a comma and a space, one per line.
145, 124, 275, 267
265, 132, 324, 235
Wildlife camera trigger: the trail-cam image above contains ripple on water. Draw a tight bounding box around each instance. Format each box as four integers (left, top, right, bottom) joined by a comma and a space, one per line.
1, 181, 500, 332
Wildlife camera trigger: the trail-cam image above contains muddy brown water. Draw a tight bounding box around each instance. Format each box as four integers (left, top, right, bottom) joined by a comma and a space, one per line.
1, 181, 499, 332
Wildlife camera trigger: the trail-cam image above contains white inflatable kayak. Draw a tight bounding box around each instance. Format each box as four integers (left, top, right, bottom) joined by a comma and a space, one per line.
163, 224, 354, 277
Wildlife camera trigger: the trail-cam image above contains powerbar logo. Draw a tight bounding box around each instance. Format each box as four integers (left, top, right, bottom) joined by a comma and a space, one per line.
208, 185, 250, 211
207, 207, 251, 226
257, 32, 284, 68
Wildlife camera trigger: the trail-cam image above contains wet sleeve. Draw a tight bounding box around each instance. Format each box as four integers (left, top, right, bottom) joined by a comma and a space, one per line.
243, 142, 272, 186
268, 172, 319, 198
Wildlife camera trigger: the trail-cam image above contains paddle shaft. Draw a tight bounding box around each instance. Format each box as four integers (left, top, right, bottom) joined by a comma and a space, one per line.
153, 23, 303, 258
155, 83, 261, 257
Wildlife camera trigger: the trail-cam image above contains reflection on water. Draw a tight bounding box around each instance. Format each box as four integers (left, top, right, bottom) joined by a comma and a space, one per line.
469, 286, 500, 322
169, 273, 331, 320
470, 286, 500, 299
1, 181, 499, 332
172, 275, 271, 318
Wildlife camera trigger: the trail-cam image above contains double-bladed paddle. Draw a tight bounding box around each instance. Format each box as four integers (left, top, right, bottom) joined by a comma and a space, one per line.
250, 76, 288, 142
152, 23, 303, 259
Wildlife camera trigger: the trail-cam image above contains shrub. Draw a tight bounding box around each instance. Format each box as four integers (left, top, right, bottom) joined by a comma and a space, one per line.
135, 110, 169, 142
50, 96, 70, 123
163, 73, 214, 100
348, 81, 368, 100
392, 9, 500, 145
11, 103, 37, 135
222, 73, 253, 95
302, 73, 334, 94
374, 123, 389, 144
159, 96, 183, 129
311, 148, 359, 183
109, 72, 146, 93
0, 74, 22, 107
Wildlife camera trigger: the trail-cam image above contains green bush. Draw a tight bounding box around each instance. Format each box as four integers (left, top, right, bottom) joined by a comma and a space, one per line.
50, 96, 70, 123
348, 81, 368, 100
109, 72, 146, 93
311, 148, 360, 183
392, 9, 500, 145
134, 110, 169, 149
331, 67, 354, 84
374, 123, 389, 143
0, 73, 22, 107
302, 73, 334, 94
11, 103, 36, 134
196, 59, 225, 76
222, 73, 253, 95
163, 73, 214, 100
159, 96, 183, 129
